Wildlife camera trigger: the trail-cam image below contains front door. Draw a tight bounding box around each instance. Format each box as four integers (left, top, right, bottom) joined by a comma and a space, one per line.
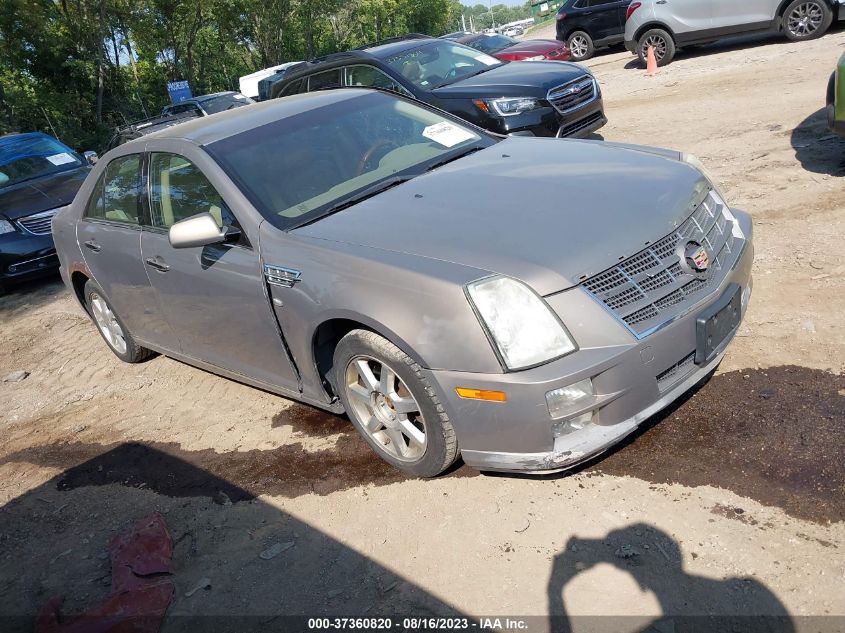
708, 0, 775, 32
139, 151, 299, 392
77, 153, 178, 350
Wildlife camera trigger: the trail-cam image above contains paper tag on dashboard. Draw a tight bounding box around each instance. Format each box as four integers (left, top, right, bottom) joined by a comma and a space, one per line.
46, 153, 76, 166
476, 54, 500, 66
423, 122, 475, 148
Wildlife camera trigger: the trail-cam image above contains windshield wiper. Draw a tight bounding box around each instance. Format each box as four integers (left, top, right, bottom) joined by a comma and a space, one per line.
290, 175, 414, 229
424, 146, 483, 173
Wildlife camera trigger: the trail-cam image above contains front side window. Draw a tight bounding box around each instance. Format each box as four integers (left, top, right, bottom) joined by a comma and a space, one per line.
85, 154, 142, 224
148, 153, 237, 230
383, 41, 503, 89
206, 91, 495, 230
344, 65, 413, 97
0, 133, 84, 189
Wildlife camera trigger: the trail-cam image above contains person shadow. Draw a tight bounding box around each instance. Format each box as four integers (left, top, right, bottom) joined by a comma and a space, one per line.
547, 523, 795, 633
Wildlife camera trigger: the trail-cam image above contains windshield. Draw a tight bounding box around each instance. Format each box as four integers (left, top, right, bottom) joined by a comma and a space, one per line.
199, 93, 254, 114
206, 91, 495, 230
383, 41, 503, 89
0, 133, 83, 189
468, 34, 517, 54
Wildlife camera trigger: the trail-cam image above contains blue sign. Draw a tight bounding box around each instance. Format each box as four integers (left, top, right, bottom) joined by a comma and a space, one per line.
167, 80, 193, 104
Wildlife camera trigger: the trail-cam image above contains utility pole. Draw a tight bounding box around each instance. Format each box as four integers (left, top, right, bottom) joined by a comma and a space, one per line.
462, 13, 466, 31
489, 0, 494, 30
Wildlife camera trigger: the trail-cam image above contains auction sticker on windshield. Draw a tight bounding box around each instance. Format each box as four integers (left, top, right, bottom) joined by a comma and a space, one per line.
46, 153, 77, 166
423, 122, 477, 148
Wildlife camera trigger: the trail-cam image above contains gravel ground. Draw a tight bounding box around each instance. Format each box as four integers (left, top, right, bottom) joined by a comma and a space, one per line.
1, 26, 844, 632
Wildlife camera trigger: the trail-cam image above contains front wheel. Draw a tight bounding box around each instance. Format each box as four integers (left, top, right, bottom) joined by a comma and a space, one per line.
637, 28, 676, 67
333, 329, 458, 477
782, 0, 832, 41
567, 31, 595, 61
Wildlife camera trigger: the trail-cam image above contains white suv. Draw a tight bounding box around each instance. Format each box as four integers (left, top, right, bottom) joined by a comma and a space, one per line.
625, 0, 845, 66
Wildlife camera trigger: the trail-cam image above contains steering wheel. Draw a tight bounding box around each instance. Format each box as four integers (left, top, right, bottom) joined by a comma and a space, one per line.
356, 139, 399, 175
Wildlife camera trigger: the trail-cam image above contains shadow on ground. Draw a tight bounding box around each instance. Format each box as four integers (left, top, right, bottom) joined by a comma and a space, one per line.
0, 275, 67, 318
791, 108, 845, 176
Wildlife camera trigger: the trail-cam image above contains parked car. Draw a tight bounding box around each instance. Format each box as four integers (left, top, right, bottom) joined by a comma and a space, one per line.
444, 32, 571, 62
239, 64, 298, 100
256, 62, 305, 101
161, 91, 254, 117
106, 112, 199, 150
502, 25, 524, 37
556, 0, 632, 61
270, 36, 606, 139
828, 51, 845, 136
1, 132, 95, 292
53, 88, 753, 477
625, 0, 844, 67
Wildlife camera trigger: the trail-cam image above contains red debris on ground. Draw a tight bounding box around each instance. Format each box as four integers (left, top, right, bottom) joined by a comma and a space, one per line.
37, 512, 175, 633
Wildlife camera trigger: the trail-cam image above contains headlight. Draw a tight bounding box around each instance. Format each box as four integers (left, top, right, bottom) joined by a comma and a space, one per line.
681, 153, 728, 201
488, 96, 541, 117
466, 276, 577, 370
0, 219, 16, 235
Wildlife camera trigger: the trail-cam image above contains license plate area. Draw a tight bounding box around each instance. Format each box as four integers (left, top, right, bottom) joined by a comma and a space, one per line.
695, 283, 741, 365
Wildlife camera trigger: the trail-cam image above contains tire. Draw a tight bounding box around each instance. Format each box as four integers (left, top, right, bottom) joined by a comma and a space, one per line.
782, 0, 832, 41
637, 28, 676, 67
567, 31, 595, 61
333, 329, 458, 477
83, 279, 153, 363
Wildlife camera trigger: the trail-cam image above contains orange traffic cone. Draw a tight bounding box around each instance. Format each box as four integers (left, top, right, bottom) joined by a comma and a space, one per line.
646, 45, 658, 76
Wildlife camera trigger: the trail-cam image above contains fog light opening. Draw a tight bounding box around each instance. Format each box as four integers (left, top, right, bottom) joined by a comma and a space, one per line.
552, 411, 594, 438
546, 378, 594, 419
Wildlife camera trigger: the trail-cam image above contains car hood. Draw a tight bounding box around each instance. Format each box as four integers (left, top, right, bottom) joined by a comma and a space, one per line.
430, 61, 589, 99
295, 138, 710, 296
501, 39, 566, 55
0, 166, 90, 220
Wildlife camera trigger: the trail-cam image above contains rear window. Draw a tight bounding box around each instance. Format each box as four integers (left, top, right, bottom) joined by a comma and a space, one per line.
0, 133, 83, 189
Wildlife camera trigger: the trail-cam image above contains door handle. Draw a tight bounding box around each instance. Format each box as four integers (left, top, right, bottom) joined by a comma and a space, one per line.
145, 257, 170, 272
656, 0, 667, 4
83, 239, 102, 252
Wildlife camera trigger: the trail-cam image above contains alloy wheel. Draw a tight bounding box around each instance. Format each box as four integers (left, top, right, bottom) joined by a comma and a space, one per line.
344, 356, 427, 462
90, 292, 127, 355
569, 35, 589, 59
787, 2, 824, 37
642, 34, 668, 61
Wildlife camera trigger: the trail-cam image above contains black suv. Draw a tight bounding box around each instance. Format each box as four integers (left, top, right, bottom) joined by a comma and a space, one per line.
270, 36, 606, 139
556, 0, 632, 61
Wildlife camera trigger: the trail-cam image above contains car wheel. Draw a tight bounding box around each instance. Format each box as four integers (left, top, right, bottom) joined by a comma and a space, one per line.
84, 280, 153, 363
333, 329, 458, 477
567, 31, 595, 61
638, 28, 676, 67
782, 0, 832, 41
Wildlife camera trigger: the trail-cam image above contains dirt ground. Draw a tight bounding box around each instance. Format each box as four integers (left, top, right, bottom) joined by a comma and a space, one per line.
1, 26, 844, 632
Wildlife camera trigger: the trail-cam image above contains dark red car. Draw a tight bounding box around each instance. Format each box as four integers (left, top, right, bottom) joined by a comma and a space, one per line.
444, 32, 571, 62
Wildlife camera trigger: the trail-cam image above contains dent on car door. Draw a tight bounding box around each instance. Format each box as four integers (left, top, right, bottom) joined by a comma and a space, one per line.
139, 151, 299, 392
77, 153, 177, 349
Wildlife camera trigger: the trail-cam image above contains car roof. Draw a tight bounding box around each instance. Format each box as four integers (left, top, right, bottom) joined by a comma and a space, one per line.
130, 89, 372, 147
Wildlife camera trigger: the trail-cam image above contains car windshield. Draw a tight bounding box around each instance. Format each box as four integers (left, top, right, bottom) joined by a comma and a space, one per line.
199, 93, 254, 114
382, 40, 504, 89
468, 34, 518, 54
206, 91, 495, 230
0, 133, 83, 189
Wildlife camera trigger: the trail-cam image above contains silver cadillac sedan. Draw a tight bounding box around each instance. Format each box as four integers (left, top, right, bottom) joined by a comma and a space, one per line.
52, 89, 753, 477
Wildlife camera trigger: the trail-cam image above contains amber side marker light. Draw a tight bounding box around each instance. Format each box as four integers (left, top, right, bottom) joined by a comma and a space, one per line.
455, 387, 507, 402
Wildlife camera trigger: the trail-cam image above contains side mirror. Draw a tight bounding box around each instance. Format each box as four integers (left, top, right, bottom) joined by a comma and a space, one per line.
83, 151, 99, 165
168, 213, 226, 249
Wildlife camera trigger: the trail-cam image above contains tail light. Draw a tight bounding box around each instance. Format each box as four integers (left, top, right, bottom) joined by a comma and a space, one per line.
626, 2, 642, 20
556, 11, 567, 21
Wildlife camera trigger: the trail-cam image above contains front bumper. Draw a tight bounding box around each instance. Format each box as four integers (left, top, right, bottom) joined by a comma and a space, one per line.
0, 231, 58, 288
427, 212, 754, 473
493, 95, 607, 139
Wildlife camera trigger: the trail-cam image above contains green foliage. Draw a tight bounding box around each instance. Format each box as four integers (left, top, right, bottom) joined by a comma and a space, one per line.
0, 0, 467, 152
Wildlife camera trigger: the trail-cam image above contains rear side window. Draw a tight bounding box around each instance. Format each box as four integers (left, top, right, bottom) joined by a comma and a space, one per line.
148, 152, 237, 230
278, 78, 306, 97
308, 69, 342, 91
85, 154, 142, 224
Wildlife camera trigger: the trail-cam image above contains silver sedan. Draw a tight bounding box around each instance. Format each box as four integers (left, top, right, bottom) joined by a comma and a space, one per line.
52, 89, 753, 477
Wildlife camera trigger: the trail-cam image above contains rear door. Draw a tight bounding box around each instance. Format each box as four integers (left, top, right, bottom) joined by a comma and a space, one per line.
657, 0, 712, 37
709, 0, 775, 32
139, 149, 299, 392
77, 153, 178, 350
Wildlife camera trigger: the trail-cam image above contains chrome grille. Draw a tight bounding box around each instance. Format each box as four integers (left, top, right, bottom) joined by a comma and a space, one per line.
17, 208, 60, 235
548, 76, 596, 114
581, 190, 743, 337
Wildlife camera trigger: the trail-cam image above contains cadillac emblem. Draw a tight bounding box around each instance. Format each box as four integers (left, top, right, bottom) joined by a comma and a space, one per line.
684, 241, 710, 273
